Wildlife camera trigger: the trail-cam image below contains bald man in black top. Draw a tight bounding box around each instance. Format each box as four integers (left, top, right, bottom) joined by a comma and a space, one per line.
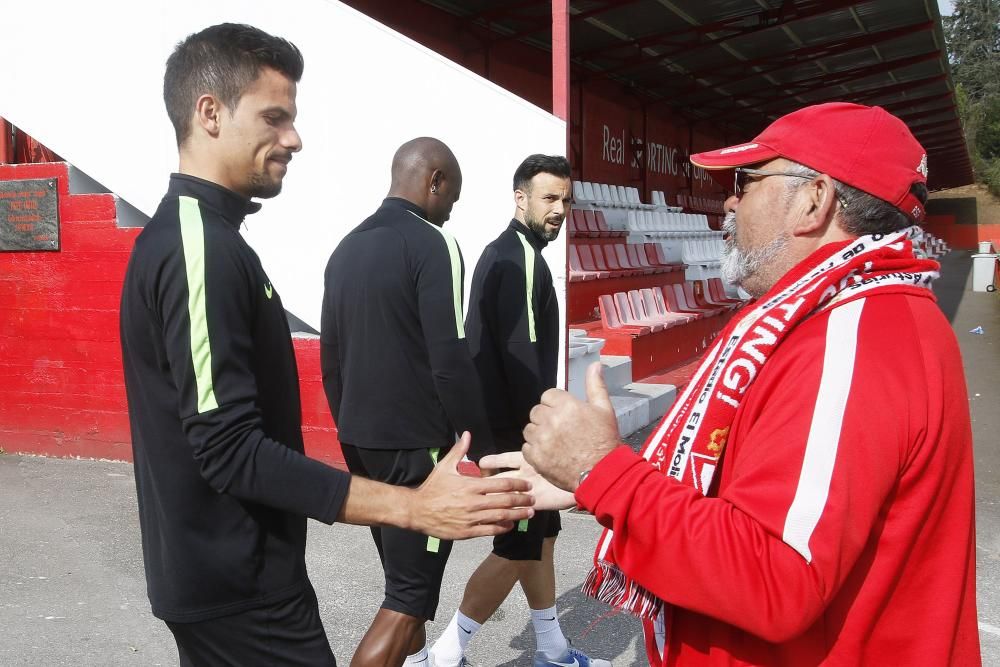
321, 138, 496, 667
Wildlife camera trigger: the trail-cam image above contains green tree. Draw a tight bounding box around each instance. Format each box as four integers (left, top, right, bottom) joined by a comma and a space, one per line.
944, 0, 1000, 101
943, 0, 1000, 195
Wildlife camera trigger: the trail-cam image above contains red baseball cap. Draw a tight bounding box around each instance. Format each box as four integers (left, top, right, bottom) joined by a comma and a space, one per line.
690, 102, 928, 221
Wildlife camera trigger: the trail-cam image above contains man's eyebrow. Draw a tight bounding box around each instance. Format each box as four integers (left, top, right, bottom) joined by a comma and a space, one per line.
260, 106, 293, 118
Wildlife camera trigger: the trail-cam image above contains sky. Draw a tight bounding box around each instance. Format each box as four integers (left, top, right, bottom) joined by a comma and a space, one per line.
938, 0, 955, 16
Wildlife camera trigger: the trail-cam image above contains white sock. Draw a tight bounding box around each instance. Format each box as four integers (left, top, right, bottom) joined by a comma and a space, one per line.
430, 611, 482, 666
404, 644, 430, 665
531, 605, 568, 659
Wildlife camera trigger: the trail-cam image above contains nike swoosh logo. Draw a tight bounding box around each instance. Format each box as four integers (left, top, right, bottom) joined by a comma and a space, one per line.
458, 625, 472, 634
542, 616, 556, 621
264, 282, 273, 299
549, 659, 579, 667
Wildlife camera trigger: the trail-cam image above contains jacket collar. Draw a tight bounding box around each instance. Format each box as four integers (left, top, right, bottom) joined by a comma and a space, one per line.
167, 173, 262, 226
382, 197, 431, 223
509, 218, 548, 251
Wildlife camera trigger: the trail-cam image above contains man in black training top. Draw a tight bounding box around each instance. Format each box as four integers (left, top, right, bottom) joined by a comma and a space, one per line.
321, 137, 497, 667
431, 155, 610, 667
120, 24, 532, 667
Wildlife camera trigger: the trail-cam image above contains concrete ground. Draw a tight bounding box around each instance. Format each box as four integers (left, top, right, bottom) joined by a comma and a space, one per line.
1, 250, 998, 666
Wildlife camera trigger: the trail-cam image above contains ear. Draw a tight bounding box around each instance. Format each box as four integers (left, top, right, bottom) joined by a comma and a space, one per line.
514, 188, 528, 213
193, 94, 223, 138
430, 169, 444, 194
792, 173, 838, 238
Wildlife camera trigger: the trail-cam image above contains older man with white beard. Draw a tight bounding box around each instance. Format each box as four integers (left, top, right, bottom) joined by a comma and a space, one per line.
481, 102, 981, 666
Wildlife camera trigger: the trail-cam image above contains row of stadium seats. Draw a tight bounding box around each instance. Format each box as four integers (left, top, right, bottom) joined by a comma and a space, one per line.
598, 280, 743, 336
568, 209, 625, 238
573, 181, 656, 210
569, 242, 683, 281
676, 193, 726, 215
626, 210, 721, 238
914, 231, 950, 259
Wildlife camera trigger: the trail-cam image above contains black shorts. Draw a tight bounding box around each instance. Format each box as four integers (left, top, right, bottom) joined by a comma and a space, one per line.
492, 509, 562, 561
165, 585, 335, 667
489, 427, 562, 561
340, 443, 453, 621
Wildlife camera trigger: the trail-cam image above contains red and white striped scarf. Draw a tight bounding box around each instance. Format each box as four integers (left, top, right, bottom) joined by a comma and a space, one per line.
582, 228, 939, 664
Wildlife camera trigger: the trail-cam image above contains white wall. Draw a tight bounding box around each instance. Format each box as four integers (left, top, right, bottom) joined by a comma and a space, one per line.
1, 0, 568, 382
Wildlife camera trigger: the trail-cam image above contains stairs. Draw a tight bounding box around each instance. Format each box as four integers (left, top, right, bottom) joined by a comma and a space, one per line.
568, 330, 679, 438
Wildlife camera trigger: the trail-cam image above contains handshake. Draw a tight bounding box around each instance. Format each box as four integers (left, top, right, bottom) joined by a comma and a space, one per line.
414, 362, 621, 539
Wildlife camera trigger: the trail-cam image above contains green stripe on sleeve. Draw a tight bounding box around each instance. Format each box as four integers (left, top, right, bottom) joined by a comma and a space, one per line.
408, 210, 466, 340
427, 447, 442, 553
178, 196, 219, 414
517, 519, 529, 532
516, 232, 537, 342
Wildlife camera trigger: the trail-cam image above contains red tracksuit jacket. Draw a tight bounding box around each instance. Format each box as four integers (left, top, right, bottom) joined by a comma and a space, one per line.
576, 290, 980, 666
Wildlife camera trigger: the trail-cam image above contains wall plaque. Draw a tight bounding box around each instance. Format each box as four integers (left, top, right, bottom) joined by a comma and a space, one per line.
0, 178, 59, 251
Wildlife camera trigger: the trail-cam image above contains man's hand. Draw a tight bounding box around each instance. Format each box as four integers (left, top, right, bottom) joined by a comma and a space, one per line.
523, 362, 620, 492
408, 432, 535, 540
478, 451, 576, 511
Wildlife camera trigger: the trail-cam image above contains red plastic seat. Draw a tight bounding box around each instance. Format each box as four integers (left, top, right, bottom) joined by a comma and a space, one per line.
625, 245, 655, 275
641, 288, 697, 325
630, 290, 684, 329
582, 210, 605, 238
680, 282, 723, 316
599, 294, 650, 335
569, 209, 587, 238
568, 245, 597, 281
590, 243, 625, 277
577, 244, 610, 279
708, 278, 743, 306
669, 283, 716, 317
614, 292, 664, 332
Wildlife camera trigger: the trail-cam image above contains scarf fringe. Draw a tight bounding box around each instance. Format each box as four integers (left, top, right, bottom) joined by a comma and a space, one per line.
584, 561, 663, 621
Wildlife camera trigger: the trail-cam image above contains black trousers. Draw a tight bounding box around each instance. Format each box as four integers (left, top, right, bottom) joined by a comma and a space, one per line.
166, 586, 336, 667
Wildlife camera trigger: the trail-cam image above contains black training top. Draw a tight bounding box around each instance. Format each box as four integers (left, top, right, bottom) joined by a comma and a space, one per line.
320, 197, 495, 462
465, 220, 560, 448
119, 174, 350, 623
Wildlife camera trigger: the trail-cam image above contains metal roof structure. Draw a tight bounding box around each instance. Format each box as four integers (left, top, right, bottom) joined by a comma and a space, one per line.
417, 0, 973, 191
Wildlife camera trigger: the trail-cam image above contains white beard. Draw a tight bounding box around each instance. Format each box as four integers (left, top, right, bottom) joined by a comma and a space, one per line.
720, 211, 789, 293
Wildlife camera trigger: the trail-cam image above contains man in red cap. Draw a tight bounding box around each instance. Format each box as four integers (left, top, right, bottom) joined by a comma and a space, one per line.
481, 103, 981, 665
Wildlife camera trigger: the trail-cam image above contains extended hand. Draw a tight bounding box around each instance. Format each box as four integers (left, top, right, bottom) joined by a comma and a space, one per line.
523, 362, 620, 492
478, 451, 576, 511
410, 432, 535, 540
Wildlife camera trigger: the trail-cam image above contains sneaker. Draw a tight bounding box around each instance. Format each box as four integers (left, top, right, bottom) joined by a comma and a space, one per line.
533, 646, 612, 667
428, 651, 470, 667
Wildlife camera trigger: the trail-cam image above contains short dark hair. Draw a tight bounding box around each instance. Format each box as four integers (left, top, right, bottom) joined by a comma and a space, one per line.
513, 154, 571, 191
164, 23, 304, 145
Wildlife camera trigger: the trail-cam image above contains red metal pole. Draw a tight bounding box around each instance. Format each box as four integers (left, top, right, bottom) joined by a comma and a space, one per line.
552, 0, 570, 133
0, 117, 12, 164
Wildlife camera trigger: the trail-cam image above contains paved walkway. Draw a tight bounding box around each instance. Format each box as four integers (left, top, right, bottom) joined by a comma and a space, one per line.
1, 250, 997, 666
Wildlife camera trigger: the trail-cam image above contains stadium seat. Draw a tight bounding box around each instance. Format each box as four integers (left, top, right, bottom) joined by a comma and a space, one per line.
682, 281, 725, 316
568, 245, 598, 281
615, 292, 665, 332
599, 294, 650, 335
577, 244, 610, 279
671, 282, 720, 317
646, 287, 698, 323
632, 289, 687, 328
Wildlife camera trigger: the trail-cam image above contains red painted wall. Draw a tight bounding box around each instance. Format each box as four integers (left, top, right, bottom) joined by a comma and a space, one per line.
923, 214, 1000, 250
0, 163, 345, 466
0, 163, 137, 459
